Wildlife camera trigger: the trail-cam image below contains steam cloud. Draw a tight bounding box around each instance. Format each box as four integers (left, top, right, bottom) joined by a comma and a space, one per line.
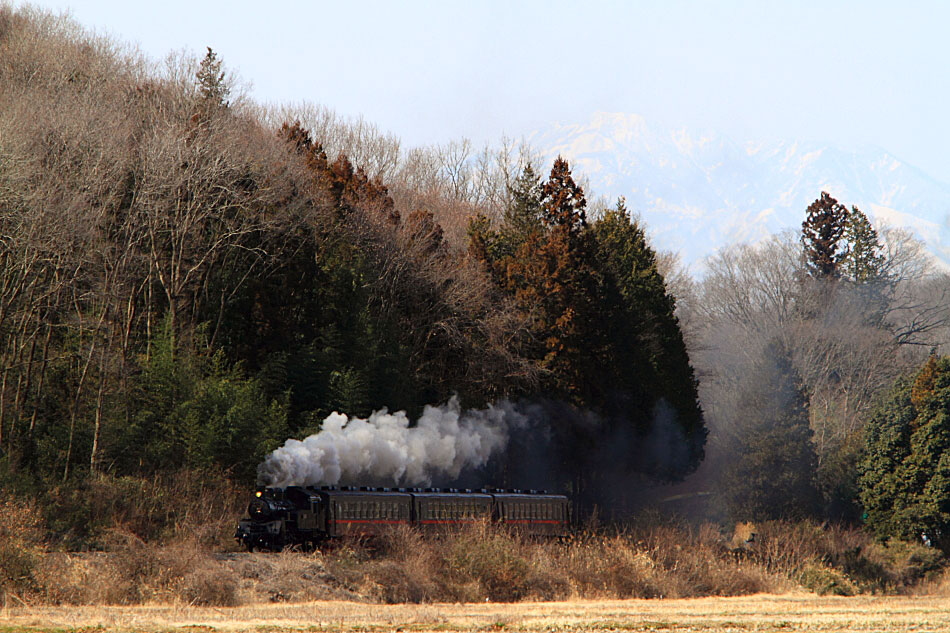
257, 396, 524, 487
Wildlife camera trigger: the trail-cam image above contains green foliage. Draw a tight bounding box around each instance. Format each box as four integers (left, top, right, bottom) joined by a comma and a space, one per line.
210, 220, 416, 427
815, 436, 864, 521
842, 206, 886, 284
859, 355, 950, 552
591, 199, 703, 444
195, 46, 229, 110
115, 321, 288, 483
469, 163, 706, 493
503, 163, 544, 240
471, 164, 545, 264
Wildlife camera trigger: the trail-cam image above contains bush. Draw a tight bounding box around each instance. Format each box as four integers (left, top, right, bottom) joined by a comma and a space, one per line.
0, 495, 45, 597
800, 562, 856, 596
36, 531, 239, 605
40, 470, 245, 549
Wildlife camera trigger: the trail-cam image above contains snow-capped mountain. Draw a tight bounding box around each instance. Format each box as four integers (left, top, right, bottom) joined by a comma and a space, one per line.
529, 112, 950, 270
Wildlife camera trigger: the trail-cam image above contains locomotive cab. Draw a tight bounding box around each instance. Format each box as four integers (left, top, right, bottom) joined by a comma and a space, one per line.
235, 486, 331, 551
284, 486, 323, 534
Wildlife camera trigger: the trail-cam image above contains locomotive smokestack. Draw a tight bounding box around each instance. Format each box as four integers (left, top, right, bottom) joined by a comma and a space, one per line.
256, 396, 524, 487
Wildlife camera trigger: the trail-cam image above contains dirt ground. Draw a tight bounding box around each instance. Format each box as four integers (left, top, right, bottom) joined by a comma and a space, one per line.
3, 594, 950, 632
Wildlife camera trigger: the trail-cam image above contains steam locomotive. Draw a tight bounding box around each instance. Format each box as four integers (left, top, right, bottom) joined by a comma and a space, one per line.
235, 485, 570, 551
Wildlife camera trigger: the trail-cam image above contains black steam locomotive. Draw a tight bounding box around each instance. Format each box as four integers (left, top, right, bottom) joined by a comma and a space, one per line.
235, 485, 570, 551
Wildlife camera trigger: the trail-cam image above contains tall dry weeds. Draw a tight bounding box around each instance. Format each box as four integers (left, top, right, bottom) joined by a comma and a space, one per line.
36, 530, 239, 606
0, 495, 45, 602
41, 470, 245, 549
12, 472, 949, 606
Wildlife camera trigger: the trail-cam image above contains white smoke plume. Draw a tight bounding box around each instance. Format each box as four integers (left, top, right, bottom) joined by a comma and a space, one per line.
257, 396, 524, 487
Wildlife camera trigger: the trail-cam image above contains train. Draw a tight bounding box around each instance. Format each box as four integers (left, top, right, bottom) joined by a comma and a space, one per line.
235, 485, 570, 551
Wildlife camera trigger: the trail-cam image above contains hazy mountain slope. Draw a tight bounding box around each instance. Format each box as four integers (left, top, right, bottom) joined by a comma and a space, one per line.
529, 112, 950, 269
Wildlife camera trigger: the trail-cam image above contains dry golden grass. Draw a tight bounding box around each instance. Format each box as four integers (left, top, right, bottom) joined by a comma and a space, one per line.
4, 595, 950, 632
6, 475, 948, 609
12, 519, 947, 608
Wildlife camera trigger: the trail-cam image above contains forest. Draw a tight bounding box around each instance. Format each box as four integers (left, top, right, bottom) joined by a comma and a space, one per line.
2, 4, 950, 555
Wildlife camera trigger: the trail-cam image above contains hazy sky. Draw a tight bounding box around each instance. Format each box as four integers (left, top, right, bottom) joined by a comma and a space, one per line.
19, 0, 950, 180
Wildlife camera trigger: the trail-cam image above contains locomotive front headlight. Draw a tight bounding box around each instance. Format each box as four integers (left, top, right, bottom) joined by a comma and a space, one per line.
256, 491, 262, 497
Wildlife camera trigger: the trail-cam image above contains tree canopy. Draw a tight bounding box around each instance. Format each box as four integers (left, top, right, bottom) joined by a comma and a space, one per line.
859, 355, 950, 551
470, 165, 706, 505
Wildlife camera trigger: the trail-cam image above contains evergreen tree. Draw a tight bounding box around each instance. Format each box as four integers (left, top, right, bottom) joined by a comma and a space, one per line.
195, 47, 230, 110
858, 355, 950, 552
801, 192, 849, 279
467, 163, 543, 266
718, 341, 820, 520
541, 156, 587, 241
591, 199, 704, 454
503, 163, 543, 238
523, 158, 602, 402
115, 321, 288, 483
841, 206, 887, 283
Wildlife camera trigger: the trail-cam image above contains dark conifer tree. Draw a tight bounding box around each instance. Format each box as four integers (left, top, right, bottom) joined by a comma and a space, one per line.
193, 47, 230, 126
859, 355, 950, 552
541, 156, 587, 241
801, 192, 849, 278
591, 198, 704, 467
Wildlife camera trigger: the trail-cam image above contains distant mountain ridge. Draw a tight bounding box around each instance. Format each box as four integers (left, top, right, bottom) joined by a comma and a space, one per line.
529, 112, 950, 270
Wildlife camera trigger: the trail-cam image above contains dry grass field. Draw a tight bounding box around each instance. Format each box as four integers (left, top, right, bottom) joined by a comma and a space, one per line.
3, 594, 950, 632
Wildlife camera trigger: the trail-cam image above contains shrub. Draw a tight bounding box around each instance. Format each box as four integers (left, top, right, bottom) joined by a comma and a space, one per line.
40, 470, 245, 549
800, 562, 856, 596
0, 495, 45, 597
36, 531, 239, 605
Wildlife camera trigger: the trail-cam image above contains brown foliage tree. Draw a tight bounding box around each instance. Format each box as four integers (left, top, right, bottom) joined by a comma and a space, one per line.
801, 192, 849, 279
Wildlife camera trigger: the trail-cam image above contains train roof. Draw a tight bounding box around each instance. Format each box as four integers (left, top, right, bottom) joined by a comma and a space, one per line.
266, 485, 562, 497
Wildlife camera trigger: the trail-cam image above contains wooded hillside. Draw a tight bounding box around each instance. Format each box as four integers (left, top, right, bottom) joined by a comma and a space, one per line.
0, 7, 704, 512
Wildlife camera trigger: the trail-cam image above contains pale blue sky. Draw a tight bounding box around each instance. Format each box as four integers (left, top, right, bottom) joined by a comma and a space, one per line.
19, 0, 950, 180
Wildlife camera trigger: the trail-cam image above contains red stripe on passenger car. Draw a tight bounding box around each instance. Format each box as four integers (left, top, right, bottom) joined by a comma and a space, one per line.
334, 519, 408, 524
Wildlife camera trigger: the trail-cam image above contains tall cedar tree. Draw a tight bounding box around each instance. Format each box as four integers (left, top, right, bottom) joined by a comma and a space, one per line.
541, 157, 587, 241
842, 206, 886, 283
591, 199, 705, 474
501, 158, 604, 403
469, 169, 706, 489
801, 192, 849, 278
